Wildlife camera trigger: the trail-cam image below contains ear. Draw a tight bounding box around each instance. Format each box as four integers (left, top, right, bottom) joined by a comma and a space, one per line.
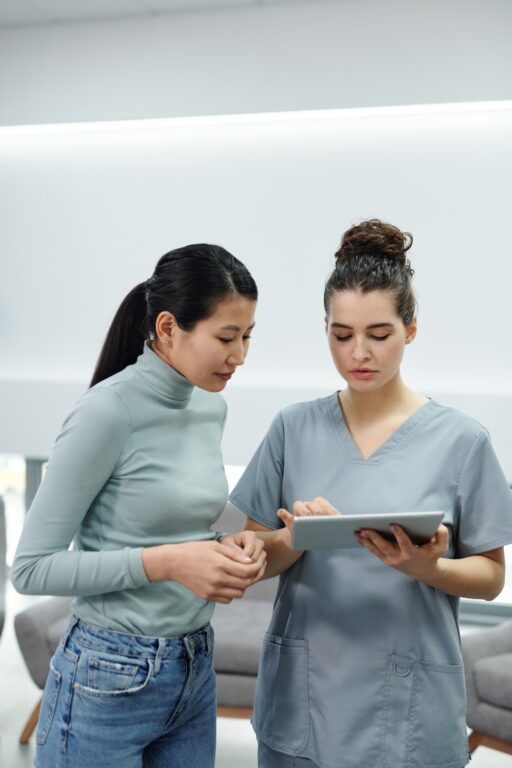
404, 317, 417, 345
155, 311, 177, 346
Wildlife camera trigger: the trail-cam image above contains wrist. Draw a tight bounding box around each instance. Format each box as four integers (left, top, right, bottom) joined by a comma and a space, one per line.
142, 543, 177, 583
276, 525, 296, 552
406, 555, 446, 586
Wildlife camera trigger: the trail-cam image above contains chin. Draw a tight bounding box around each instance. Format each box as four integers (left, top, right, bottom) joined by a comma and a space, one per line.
348, 380, 380, 393
202, 379, 227, 393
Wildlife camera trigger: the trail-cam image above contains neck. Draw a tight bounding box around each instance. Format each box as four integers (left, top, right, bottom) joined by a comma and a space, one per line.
339, 374, 418, 424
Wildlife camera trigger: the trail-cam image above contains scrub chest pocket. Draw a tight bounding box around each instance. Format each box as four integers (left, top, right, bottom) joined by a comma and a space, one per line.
253, 633, 310, 753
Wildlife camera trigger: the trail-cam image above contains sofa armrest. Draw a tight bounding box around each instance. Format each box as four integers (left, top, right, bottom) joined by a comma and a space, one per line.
462, 620, 512, 719
463, 620, 512, 666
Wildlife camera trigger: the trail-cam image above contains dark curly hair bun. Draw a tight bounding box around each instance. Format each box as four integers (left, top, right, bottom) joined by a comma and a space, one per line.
336, 219, 414, 278
325, 218, 417, 325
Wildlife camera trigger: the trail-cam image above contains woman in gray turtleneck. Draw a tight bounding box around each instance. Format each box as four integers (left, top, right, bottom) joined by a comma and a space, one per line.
12, 244, 265, 768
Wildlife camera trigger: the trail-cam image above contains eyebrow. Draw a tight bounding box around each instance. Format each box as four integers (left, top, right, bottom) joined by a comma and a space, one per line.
330, 322, 395, 330
219, 323, 256, 331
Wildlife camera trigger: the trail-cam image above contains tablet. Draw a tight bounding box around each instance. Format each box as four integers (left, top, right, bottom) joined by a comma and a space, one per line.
290, 511, 444, 551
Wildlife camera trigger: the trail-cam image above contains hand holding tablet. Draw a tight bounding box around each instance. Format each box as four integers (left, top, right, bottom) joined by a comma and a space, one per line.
291, 511, 444, 551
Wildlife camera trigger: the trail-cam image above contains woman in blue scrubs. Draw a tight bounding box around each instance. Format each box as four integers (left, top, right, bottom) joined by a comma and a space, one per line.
229, 219, 512, 768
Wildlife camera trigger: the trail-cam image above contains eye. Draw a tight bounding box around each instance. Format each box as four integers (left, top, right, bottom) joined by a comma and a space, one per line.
334, 335, 351, 342
370, 334, 391, 341
243, 335, 252, 341
218, 338, 234, 344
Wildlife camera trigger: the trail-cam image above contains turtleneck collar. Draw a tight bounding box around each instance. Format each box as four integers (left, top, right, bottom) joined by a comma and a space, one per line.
135, 342, 194, 407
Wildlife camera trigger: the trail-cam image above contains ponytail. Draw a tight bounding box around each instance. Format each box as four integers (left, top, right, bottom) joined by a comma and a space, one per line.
90, 282, 148, 387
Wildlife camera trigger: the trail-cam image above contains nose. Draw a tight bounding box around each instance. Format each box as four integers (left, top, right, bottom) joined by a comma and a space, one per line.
227, 341, 246, 367
352, 337, 371, 363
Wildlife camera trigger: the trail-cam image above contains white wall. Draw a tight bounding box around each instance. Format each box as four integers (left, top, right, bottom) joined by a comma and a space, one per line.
0, 0, 511, 125
1, 1, 511, 475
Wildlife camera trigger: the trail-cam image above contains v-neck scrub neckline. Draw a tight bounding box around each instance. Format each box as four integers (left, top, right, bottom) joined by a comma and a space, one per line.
328, 393, 437, 465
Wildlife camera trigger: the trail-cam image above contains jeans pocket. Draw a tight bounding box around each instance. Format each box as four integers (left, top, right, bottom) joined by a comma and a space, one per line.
75, 652, 152, 698
408, 659, 468, 768
36, 664, 61, 746
253, 634, 309, 753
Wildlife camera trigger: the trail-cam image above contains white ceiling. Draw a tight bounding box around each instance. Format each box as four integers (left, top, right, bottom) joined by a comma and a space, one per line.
0, 0, 326, 27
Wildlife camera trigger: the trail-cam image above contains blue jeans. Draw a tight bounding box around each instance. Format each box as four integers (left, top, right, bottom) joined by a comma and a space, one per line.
35, 616, 216, 768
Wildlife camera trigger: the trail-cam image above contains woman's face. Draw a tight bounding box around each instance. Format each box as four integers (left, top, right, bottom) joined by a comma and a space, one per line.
326, 289, 416, 393
154, 295, 256, 392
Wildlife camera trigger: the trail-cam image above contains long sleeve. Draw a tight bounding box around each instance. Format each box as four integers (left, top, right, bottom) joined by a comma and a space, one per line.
11, 386, 149, 596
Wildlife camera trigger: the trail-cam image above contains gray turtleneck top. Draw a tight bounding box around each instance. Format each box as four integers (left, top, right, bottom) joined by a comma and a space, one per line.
12, 343, 229, 637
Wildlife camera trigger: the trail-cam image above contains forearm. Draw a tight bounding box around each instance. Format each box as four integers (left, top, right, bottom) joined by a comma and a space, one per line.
253, 528, 302, 579
412, 555, 505, 601
12, 546, 148, 596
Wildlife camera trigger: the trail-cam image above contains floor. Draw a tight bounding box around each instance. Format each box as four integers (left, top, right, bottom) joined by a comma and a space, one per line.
1, 582, 511, 768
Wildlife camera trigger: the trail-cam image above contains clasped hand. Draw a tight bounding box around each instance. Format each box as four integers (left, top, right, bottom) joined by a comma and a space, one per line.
174, 531, 266, 604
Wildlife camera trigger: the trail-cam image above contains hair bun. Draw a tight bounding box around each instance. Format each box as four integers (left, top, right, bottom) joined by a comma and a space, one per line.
336, 219, 413, 276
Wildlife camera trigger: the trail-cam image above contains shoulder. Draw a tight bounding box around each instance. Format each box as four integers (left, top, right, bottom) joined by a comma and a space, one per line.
277, 394, 335, 428
64, 381, 132, 435
428, 400, 488, 445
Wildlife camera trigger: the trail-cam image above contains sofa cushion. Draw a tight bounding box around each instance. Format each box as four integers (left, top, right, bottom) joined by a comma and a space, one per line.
474, 653, 512, 710
47, 615, 69, 651
216, 672, 258, 708
212, 599, 273, 675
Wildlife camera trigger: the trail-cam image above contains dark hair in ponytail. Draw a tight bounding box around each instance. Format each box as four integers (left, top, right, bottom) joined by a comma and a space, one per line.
90, 244, 257, 387
324, 219, 416, 325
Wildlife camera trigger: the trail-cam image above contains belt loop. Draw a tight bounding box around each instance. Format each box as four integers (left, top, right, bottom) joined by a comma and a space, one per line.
154, 638, 166, 676
59, 614, 79, 652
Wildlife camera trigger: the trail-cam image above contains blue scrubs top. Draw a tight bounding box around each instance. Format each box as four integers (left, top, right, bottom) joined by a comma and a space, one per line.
230, 396, 512, 768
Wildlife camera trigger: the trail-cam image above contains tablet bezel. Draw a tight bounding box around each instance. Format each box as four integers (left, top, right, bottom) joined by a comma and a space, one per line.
290, 510, 444, 551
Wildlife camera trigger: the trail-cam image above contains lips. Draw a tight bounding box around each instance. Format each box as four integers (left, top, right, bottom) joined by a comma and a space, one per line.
350, 369, 377, 380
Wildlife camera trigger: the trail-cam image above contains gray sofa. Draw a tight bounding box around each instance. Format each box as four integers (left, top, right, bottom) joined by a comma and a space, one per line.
14, 503, 276, 741
462, 620, 512, 756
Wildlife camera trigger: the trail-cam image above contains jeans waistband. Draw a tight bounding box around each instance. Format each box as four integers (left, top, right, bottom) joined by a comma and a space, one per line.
61, 616, 213, 663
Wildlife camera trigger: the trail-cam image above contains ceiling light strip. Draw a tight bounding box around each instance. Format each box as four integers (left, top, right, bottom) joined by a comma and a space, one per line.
0, 100, 511, 137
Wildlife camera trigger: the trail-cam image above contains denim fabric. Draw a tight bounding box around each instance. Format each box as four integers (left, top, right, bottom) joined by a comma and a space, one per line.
35, 616, 216, 768
258, 741, 318, 767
